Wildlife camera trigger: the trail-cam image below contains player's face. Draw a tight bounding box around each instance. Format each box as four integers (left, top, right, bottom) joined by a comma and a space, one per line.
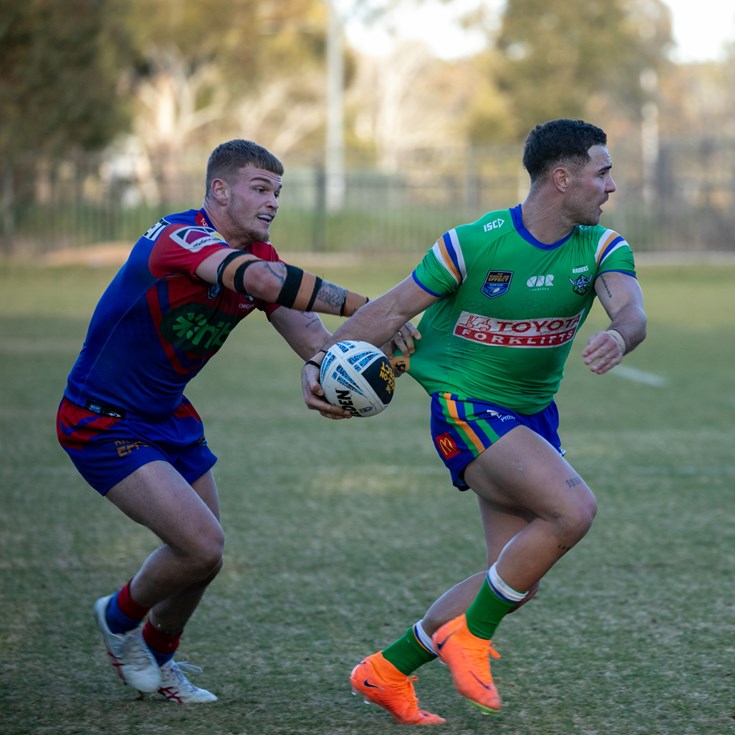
226, 165, 282, 245
566, 145, 616, 226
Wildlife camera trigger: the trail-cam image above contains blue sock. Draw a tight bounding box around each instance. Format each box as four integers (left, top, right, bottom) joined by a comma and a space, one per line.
106, 593, 142, 635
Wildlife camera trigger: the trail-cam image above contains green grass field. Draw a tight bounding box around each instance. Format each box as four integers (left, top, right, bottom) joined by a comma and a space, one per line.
1, 257, 733, 735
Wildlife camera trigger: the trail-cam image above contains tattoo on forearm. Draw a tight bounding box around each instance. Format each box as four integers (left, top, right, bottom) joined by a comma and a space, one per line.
317, 282, 347, 308
565, 476, 583, 488
302, 312, 321, 326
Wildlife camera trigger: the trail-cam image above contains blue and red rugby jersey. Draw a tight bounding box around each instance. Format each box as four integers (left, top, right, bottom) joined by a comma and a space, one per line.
64, 209, 282, 419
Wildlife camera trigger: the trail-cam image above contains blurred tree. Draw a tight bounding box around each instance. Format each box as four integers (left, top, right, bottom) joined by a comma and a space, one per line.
122, 0, 331, 203
121, 0, 445, 201
0, 0, 133, 252
349, 43, 465, 171
0, 0, 132, 159
489, 0, 673, 139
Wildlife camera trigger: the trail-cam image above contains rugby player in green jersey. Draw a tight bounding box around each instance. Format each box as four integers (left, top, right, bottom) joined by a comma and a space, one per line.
301, 119, 647, 725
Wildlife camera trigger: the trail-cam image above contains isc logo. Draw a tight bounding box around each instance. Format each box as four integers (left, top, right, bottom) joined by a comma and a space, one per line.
483, 218, 504, 232
527, 275, 554, 288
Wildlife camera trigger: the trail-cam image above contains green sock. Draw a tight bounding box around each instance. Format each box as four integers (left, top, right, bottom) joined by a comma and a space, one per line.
465, 577, 516, 639
382, 626, 437, 675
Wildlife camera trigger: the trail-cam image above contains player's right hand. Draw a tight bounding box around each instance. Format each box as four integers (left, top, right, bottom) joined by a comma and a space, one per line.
301, 362, 353, 420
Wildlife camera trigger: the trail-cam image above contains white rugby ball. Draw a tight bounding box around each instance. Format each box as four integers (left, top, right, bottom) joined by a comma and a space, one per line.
320, 340, 395, 417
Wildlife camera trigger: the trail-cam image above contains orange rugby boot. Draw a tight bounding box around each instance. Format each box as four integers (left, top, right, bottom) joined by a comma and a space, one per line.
350, 652, 446, 726
432, 614, 502, 713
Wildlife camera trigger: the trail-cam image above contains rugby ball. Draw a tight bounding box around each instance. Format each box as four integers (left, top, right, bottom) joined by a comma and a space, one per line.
320, 340, 395, 417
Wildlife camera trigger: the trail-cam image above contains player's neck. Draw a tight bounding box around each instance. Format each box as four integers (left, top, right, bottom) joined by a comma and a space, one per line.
519, 199, 575, 245
201, 203, 250, 250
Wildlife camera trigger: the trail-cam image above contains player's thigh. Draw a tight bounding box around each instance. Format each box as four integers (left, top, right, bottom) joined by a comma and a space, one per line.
106, 460, 223, 554
464, 425, 596, 523
191, 469, 220, 521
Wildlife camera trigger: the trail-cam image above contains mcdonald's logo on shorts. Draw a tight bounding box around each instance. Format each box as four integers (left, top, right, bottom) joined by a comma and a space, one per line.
436, 432, 460, 460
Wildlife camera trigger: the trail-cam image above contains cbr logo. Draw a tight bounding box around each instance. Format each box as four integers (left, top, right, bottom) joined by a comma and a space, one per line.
436, 432, 460, 459
527, 275, 554, 288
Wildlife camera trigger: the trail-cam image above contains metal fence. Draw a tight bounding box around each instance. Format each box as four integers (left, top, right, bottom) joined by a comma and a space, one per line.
3, 136, 734, 259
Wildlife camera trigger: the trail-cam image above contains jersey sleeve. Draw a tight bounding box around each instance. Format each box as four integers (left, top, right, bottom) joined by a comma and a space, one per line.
412, 229, 466, 297
148, 224, 286, 315
595, 229, 637, 277
148, 222, 228, 278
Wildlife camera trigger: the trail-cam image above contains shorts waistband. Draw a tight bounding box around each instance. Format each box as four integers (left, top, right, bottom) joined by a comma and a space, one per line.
84, 400, 126, 419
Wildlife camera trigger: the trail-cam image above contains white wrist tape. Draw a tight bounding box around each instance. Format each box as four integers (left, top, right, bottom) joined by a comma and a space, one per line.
606, 329, 627, 354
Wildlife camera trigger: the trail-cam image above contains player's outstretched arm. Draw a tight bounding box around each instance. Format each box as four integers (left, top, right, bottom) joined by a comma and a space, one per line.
196, 249, 368, 316
583, 272, 647, 375
301, 277, 434, 418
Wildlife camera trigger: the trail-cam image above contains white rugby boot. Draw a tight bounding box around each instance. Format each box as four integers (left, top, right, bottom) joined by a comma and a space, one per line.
156, 660, 218, 703
93, 595, 161, 693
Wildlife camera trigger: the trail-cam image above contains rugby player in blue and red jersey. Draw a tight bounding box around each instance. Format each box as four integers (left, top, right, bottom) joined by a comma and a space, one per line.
57, 140, 416, 703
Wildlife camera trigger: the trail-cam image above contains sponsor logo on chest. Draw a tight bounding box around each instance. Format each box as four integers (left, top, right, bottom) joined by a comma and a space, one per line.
453, 309, 584, 348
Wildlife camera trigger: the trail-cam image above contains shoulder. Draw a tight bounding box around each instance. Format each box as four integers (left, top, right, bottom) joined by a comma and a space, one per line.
145, 210, 228, 277
160, 210, 225, 253
456, 208, 514, 239
247, 240, 281, 262
574, 226, 636, 275
578, 225, 631, 258
444, 208, 514, 262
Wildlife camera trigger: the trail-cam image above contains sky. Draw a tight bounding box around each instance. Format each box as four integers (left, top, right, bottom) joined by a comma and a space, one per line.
342, 0, 735, 63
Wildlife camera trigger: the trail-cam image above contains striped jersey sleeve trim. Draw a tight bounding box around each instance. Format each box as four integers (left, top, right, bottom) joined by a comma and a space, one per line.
411, 271, 444, 297
595, 229, 628, 266
432, 229, 466, 284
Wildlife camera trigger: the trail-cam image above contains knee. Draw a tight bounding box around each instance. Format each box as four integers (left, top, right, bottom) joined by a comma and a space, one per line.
556, 492, 597, 546
200, 528, 225, 577
183, 525, 225, 580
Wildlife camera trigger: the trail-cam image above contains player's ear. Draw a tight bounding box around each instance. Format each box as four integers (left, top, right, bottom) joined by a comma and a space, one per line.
210, 177, 229, 205
551, 165, 569, 193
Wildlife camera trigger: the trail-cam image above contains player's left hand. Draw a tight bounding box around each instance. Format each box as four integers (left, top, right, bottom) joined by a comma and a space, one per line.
382, 321, 420, 376
301, 361, 353, 419
582, 329, 625, 375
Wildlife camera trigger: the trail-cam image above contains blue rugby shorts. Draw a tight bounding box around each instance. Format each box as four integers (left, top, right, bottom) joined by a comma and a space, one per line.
430, 392, 564, 490
56, 396, 217, 495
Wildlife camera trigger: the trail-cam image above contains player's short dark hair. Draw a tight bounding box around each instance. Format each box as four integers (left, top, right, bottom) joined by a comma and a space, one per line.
205, 139, 284, 195
522, 119, 607, 181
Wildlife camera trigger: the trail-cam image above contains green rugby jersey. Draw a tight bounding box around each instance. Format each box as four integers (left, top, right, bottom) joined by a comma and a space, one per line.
408, 205, 637, 414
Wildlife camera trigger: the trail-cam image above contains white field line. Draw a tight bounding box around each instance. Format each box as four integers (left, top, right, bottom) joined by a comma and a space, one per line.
611, 365, 668, 387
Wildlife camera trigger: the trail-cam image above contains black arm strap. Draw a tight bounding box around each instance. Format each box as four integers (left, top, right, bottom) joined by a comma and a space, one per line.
233, 260, 258, 295
278, 264, 305, 307
216, 251, 244, 286
305, 276, 323, 311
216, 251, 258, 294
